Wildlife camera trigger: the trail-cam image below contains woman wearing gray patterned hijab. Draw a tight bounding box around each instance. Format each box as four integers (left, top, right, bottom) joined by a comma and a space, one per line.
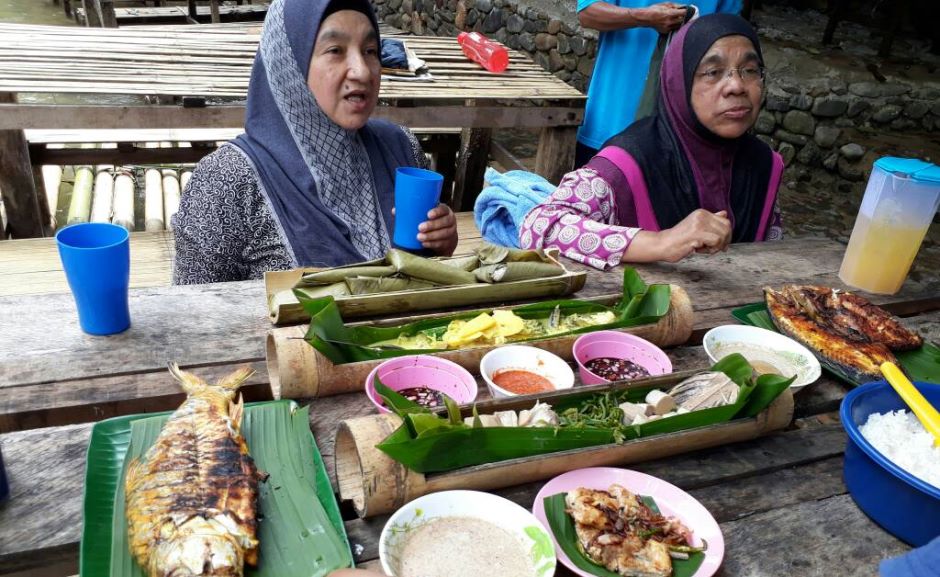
172, 0, 458, 284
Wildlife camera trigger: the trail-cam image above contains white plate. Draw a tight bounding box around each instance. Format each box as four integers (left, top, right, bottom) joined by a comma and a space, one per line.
703, 325, 821, 391
380, 489, 556, 577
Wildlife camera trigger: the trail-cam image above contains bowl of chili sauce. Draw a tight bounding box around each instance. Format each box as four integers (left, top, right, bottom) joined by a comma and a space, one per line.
573, 330, 672, 385
480, 345, 575, 399
365, 354, 478, 413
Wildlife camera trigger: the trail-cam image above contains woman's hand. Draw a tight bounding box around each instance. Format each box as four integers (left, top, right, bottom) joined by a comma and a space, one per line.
658, 209, 731, 262
622, 209, 731, 264
417, 203, 458, 256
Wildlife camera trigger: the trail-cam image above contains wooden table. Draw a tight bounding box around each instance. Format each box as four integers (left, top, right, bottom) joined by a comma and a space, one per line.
0, 22, 584, 237
1, 238, 938, 576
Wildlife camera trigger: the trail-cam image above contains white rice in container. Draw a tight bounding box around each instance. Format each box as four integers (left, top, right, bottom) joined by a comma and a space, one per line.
859, 410, 940, 490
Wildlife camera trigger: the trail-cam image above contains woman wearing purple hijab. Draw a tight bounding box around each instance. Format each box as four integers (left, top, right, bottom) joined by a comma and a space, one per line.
519, 13, 783, 270
172, 0, 458, 284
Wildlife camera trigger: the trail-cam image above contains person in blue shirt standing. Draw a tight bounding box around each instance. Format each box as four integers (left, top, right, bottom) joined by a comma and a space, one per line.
576, 0, 742, 167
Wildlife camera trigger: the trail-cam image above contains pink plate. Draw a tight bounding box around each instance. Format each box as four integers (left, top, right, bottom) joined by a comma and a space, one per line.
531, 467, 724, 577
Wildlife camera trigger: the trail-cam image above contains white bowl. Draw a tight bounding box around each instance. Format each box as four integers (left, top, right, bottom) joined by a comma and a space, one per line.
703, 325, 822, 391
479, 345, 575, 398
380, 490, 556, 577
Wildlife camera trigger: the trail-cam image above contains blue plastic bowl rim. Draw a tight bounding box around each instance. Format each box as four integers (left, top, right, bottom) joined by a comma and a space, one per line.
841, 380, 940, 499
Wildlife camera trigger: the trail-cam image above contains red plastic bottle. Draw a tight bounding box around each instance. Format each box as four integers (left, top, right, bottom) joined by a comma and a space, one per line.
457, 31, 509, 73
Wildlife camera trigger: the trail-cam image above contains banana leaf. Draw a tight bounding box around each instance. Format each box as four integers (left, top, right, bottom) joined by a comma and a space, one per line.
299, 268, 670, 365
292, 282, 351, 301
100, 401, 352, 577
542, 493, 705, 577
345, 276, 435, 295
732, 302, 940, 386
298, 261, 394, 286
375, 354, 793, 473
442, 254, 481, 271
388, 249, 477, 285
476, 243, 548, 264
473, 262, 566, 283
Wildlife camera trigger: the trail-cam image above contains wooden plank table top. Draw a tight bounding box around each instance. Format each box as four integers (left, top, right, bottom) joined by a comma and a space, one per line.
0, 236, 937, 575
0, 23, 583, 101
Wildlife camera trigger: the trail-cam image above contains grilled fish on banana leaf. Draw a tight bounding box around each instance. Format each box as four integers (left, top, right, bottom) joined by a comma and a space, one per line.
125, 364, 263, 577
764, 285, 922, 383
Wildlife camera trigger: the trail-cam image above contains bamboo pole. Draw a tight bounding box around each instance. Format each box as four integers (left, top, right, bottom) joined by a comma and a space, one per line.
335, 386, 795, 518
66, 166, 94, 225
266, 286, 695, 400
40, 165, 62, 226
162, 169, 180, 230
144, 168, 164, 231
180, 170, 193, 192
111, 170, 135, 231
90, 169, 114, 223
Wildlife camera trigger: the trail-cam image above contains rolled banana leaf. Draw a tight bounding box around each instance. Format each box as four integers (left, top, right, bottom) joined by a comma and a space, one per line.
345, 276, 436, 295
388, 249, 477, 285
474, 262, 565, 283
476, 243, 548, 265
294, 282, 351, 300
441, 254, 481, 272
299, 264, 396, 286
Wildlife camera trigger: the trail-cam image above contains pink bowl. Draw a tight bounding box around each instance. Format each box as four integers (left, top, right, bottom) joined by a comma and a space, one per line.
364, 355, 479, 413
572, 330, 672, 385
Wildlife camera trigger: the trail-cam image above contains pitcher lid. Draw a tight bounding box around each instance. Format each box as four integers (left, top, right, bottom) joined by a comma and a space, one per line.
874, 157, 940, 184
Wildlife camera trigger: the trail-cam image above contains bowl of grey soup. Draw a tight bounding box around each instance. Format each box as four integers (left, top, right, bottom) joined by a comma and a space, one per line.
379, 489, 556, 577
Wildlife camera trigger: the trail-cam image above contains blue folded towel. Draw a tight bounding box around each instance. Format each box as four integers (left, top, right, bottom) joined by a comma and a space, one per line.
881, 535, 940, 577
474, 168, 555, 248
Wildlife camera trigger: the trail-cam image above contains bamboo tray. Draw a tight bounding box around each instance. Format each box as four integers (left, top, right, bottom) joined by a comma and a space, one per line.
265, 284, 694, 399
264, 250, 587, 326
334, 371, 795, 518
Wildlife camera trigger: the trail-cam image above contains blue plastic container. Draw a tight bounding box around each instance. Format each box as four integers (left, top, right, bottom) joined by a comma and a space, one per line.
841, 380, 940, 546
392, 167, 444, 250
0, 445, 9, 503
56, 222, 131, 335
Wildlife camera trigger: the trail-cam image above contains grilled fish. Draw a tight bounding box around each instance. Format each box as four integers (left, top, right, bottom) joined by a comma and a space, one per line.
764, 285, 921, 383
565, 486, 688, 577
125, 364, 263, 577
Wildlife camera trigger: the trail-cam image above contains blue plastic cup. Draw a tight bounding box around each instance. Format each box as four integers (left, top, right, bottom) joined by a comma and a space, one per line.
393, 167, 444, 250
56, 222, 131, 335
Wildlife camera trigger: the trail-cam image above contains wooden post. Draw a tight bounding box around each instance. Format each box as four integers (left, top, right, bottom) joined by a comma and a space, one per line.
451, 127, 491, 212
97, 0, 118, 27
210, 0, 221, 23
534, 126, 577, 186
0, 94, 51, 238
81, 0, 101, 26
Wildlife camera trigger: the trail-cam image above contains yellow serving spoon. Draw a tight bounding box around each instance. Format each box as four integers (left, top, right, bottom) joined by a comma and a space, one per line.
880, 362, 940, 447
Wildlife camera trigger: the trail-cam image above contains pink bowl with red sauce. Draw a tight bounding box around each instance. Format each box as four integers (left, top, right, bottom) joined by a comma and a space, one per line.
573, 330, 672, 385
365, 354, 478, 413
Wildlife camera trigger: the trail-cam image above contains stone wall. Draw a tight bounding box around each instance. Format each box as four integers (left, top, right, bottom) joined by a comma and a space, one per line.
757, 81, 940, 182
372, 0, 599, 92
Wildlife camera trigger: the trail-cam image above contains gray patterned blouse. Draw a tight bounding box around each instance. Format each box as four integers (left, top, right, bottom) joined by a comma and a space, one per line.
173, 133, 428, 285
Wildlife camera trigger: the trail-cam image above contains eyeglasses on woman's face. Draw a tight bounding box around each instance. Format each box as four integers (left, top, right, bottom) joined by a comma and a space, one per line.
696, 66, 766, 86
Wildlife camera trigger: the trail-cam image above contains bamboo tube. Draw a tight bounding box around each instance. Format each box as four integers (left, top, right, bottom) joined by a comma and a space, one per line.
180, 170, 193, 192
90, 170, 115, 223
335, 386, 794, 518
162, 170, 181, 230
54, 167, 74, 230
66, 166, 94, 225
112, 171, 136, 232
41, 165, 62, 223
144, 168, 165, 231
266, 285, 694, 399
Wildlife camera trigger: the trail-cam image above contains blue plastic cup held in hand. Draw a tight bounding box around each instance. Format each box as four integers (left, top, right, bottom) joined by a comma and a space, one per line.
56, 222, 131, 335
393, 167, 444, 250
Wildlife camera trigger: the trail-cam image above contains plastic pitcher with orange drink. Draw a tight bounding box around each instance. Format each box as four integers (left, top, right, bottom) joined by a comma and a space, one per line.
839, 157, 940, 294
